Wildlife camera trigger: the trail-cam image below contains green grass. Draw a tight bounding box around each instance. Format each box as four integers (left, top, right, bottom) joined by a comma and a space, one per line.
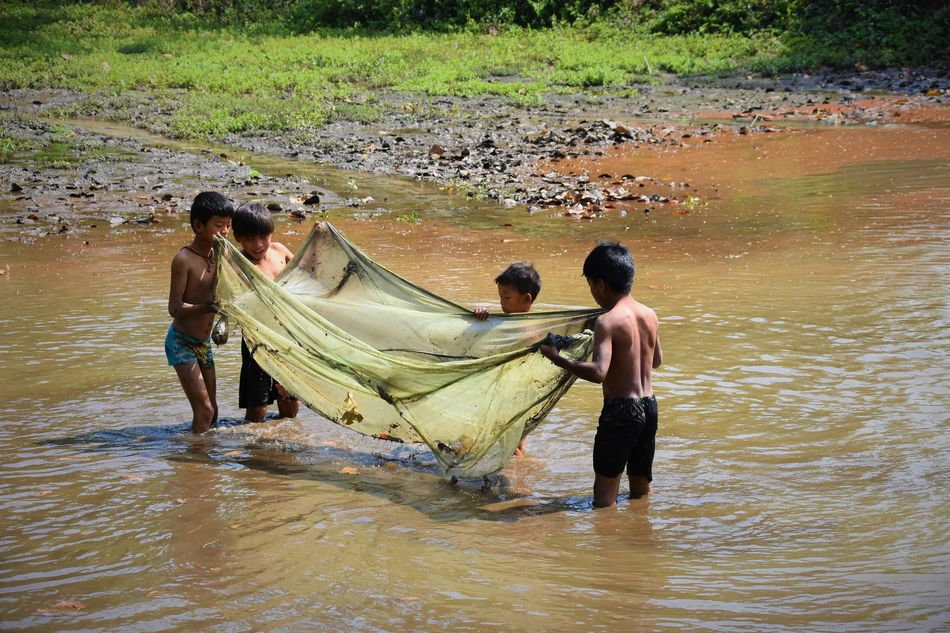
0, 1, 908, 141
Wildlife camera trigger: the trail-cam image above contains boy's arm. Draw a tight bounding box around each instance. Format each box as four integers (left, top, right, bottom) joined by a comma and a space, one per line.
653, 331, 662, 369
540, 318, 612, 383
167, 255, 214, 318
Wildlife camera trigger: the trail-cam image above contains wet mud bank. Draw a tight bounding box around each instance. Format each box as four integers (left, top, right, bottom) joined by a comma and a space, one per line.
1, 68, 948, 242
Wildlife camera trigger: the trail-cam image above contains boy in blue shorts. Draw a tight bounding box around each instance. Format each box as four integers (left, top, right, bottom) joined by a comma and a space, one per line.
166, 192, 234, 433
540, 242, 662, 507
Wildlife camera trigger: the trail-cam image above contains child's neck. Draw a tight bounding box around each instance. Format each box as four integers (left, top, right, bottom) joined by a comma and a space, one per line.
241, 248, 262, 264
601, 292, 632, 310
190, 236, 213, 253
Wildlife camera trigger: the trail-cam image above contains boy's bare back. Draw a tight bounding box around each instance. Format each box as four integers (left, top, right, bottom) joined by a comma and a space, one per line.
539, 240, 661, 507
596, 295, 661, 399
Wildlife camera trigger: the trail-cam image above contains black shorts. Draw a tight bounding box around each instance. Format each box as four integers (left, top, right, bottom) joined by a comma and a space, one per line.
239, 338, 297, 408
592, 396, 658, 479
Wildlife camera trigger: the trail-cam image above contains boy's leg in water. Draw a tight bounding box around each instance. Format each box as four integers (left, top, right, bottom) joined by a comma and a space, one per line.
628, 474, 652, 499
244, 405, 268, 422
174, 363, 215, 433
513, 436, 527, 457
593, 472, 623, 508
275, 383, 300, 418
200, 366, 218, 426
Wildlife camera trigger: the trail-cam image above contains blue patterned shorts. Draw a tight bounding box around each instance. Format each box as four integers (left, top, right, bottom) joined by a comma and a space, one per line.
165, 326, 214, 368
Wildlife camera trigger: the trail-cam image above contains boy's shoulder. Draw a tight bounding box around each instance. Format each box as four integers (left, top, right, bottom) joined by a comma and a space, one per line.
271, 241, 294, 257
601, 296, 655, 326
171, 245, 196, 267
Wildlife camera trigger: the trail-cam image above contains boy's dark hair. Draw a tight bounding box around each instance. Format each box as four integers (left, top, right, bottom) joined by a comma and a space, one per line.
232, 202, 274, 238
495, 262, 541, 300
190, 191, 233, 228
583, 241, 634, 293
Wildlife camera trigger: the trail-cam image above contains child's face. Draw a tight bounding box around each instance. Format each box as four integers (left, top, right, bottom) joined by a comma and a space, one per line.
586, 277, 609, 307
497, 283, 533, 314
235, 232, 273, 261
194, 215, 231, 239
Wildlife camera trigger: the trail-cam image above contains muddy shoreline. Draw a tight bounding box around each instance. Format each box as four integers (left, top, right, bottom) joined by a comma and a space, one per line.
1, 68, 948, 241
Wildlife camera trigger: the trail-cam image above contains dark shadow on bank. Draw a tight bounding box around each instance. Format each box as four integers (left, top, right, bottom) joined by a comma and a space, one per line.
41, 415, 584, 522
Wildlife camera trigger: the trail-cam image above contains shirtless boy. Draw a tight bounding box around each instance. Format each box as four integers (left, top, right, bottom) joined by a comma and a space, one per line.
475, 262, 542, 456
540, 242, 661, 508
231, 202, 300, 422
166, 191, 234, 433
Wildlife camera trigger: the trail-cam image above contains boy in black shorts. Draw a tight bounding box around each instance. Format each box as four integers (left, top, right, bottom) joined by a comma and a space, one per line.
540, 242, 662, 507
232, 202, 300, 422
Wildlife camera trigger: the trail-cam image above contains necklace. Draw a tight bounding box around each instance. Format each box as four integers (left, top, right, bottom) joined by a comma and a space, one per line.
183, 245, 214, 272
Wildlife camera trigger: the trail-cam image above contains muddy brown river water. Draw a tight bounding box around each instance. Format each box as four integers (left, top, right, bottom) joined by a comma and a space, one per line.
0, 116, 948, 631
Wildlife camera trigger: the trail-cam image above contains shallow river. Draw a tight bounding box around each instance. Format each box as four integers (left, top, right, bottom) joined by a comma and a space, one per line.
0, 117, 948, 631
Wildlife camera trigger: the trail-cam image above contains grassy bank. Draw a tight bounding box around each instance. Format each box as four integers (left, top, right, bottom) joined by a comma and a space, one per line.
0, 1, 945, 139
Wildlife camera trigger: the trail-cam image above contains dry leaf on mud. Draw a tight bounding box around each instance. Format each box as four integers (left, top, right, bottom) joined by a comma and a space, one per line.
175, 498, 187, 504
224, 450, 243, 457
338, 467, 359, 475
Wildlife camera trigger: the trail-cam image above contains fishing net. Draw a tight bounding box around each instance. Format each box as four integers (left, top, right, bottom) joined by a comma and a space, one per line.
212, 222, 598, 477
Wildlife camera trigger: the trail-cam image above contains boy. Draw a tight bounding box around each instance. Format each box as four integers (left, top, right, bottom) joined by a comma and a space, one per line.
475, 262, 541, 455
474, 262, 541, 320
539, 242, 661, 508
232, 202, 300, 422
166, 191, 234, 433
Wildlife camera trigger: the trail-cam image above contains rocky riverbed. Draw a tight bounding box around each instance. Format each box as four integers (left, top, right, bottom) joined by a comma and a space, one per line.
1, 67, 948, 242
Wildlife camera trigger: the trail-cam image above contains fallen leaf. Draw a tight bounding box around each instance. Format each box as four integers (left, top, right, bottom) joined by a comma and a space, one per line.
224, 450, 243, 457
121, 474, 143, 482
175, 498, 186, 504
338, 467, 359, 475
36, 600, 86, 614
229, 523, 243, 529
36, 490, 53, 497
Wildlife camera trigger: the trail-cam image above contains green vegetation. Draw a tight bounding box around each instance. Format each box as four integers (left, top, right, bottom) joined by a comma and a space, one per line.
0, 132, 39, 158
396, 210, 421, 224
0, 117, 136, 168
0, 1, 945, 141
